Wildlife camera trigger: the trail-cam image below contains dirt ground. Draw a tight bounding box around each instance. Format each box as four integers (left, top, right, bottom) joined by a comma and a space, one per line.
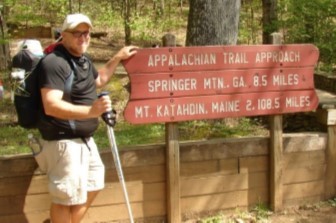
182, 202, 336, 223
265, 204, 336, 223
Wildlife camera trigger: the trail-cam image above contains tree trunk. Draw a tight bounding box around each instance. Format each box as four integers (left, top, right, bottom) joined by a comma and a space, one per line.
69, 0, 73, 13
124, 0, 132, 45
186, 0, 241, 46
159, 0, 165, 16
78, 0, 82, 12
185, 0, 242, 127
262, 0, 278, 44
0, 9, 10, 71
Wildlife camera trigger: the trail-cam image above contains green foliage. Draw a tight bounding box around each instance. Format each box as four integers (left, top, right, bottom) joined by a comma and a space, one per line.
251, 202, 272, 221
279, 0, 336, 71
0, 124, 34, 156
199, 214, 225, 223
328, 197, 336, 207
79, 0, 121, 29
239, 0, 263, 44
128, 1, 187, 45
4, 0, 68, 26
0, 117, 265, 155
93, 121, 166, 151
179, 118, 265, 141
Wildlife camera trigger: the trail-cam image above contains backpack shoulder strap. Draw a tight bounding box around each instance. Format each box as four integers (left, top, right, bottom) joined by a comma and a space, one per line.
63, 60, 76, 102
51, 50, 78, 134
51, 49, 77, 101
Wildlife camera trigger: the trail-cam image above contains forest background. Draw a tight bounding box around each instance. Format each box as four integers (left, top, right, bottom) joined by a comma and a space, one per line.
2, 0, 336, 70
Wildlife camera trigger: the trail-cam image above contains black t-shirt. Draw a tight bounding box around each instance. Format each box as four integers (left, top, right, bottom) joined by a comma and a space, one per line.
38, 44, 99, 140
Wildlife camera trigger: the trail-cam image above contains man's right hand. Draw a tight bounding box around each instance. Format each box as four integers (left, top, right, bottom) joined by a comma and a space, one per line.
90, 95, 112, 117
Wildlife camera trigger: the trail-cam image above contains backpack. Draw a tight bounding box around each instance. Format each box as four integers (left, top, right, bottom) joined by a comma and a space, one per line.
11, 40, 76, 129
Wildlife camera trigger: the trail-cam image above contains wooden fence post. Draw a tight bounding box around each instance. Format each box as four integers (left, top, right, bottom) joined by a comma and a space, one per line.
326, 124, 336, 198
162, 33, 181, 223
269, 32, 283, 212
316, 106, 336, 198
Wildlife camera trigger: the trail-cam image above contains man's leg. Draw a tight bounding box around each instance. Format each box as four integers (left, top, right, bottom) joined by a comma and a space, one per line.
50, 190, 100, 223
50, 203, 71, 223
70, 190, 101, 223
69, 137, 105, 223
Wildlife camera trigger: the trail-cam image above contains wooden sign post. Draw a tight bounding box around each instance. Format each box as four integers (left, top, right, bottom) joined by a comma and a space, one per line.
269, 32, 283, 212
162, 33, 181, 223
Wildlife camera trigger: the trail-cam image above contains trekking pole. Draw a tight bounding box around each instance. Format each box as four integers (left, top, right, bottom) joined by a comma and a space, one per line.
98, 92, 134, 223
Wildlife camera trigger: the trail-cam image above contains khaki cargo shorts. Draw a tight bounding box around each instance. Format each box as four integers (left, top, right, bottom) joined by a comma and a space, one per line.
35, 137, 105, 205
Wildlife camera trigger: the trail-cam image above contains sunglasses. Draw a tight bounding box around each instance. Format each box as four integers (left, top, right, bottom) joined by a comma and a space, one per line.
67, 30, 90, 38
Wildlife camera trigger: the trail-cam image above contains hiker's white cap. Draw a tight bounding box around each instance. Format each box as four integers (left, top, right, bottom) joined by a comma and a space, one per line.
62, 13, 92, 31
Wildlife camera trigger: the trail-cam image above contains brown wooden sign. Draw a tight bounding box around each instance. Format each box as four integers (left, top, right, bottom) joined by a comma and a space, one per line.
122, 44, 319, 74
122, 44, 319, 124
129, 67, 315, 100
124, 90, 318, 124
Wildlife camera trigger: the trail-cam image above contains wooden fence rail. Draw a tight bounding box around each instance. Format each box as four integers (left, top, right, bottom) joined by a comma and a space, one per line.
0, 132, 330, 223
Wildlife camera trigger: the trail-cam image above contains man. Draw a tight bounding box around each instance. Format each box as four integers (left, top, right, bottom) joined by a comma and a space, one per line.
37, 13, 137, 223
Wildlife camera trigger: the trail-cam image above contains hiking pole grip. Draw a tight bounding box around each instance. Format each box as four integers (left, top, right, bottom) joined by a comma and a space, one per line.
97, 91, 116, 127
